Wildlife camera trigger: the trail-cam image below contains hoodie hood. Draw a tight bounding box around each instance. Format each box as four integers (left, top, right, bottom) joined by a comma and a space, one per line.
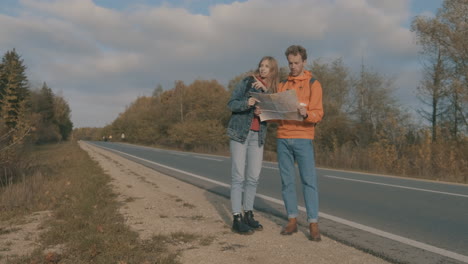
287, 70, 313, 83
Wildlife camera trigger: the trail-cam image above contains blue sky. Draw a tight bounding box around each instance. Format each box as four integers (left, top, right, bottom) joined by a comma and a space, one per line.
0, 0, 444, 127
410, 0, 442, 15
94, 0, 249, 15
2, 0, 440, 16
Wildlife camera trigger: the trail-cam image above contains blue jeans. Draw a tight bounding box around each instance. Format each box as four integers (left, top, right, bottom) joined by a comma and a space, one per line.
277, 138, 319, 223
230, 130, 264, 214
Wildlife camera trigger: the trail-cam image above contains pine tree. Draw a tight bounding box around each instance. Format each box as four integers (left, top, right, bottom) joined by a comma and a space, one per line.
38, 82, 55, 122
53, 95, 73, 140
0, 49, 29, 129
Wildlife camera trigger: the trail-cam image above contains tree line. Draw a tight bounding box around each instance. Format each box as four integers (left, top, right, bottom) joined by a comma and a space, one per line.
0, 49, 73, 186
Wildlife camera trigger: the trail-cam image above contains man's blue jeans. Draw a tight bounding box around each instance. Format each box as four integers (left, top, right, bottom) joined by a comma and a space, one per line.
230, 131, 264, 214
277, 138, 319, 223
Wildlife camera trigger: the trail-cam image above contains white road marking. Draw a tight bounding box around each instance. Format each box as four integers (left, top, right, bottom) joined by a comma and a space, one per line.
325, 175, 468, 198
194, 155, 224, 162
87, 142, 468, 263
255, 193, 468, 263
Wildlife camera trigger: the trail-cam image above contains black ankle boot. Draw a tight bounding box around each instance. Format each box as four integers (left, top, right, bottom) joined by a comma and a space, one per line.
244, 210, 263, 231
232, 214, 254, 235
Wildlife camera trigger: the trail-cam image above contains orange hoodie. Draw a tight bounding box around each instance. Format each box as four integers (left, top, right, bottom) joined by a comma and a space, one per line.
276, 70, 324, 140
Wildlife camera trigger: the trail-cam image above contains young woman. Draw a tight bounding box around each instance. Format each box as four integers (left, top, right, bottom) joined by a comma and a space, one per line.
227, 56, 279, 234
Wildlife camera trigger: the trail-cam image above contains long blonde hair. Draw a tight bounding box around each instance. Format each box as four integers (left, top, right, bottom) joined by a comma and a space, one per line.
254, 56, 279, 93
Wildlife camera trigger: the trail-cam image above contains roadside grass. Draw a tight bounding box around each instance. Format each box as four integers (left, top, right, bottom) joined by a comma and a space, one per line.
1, 141, 209, 263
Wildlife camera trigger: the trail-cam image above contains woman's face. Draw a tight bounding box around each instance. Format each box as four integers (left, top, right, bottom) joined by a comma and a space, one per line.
258, 59, 271, 78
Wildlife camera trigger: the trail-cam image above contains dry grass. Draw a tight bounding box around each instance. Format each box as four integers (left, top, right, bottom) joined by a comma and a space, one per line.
0, 141, 210, 263
316, 135, 468, 183
0, 172, 47, 220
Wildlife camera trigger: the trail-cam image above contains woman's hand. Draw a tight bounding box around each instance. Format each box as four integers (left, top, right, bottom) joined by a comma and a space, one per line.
254, 106, 262, 116
248, 97, 259, 107
252, 79, 267, 91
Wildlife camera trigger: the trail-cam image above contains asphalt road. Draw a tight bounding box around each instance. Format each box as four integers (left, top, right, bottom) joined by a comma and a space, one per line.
86, 141, 468, 264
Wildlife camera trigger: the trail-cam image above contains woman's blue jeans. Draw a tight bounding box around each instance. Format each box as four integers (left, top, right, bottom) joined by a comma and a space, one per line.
230, 131, 264, 214
277, 138, 319, 223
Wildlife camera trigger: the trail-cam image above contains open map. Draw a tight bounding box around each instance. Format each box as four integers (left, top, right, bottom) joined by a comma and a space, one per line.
250, 89, 302, 121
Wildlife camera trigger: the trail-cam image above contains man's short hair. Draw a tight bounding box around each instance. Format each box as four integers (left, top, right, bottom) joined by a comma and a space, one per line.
285, 45, 307, 61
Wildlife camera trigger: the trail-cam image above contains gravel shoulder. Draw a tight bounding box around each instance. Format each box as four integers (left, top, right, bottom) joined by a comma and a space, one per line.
78, 141, 390, 264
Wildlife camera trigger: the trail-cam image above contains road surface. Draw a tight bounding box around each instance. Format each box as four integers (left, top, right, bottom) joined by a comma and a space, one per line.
86, 141, 468, 264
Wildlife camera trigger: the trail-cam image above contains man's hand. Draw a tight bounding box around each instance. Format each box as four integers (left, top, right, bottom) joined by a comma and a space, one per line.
298, 103, 307, 118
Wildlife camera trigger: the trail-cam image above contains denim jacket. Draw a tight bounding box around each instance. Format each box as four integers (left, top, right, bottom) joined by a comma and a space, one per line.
227, 76, 268, 146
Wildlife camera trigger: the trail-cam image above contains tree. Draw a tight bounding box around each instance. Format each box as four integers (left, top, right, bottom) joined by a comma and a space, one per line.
412, 0, 468, 139
0, 49, 29, 129
167, 80, 229, 150
182, 80, 229, 122
152, 83, 163, 98
53, 95, 73, 140
37, 82, 55, 122
437, 0, 467, 82
110, 96, 161, 144
29, 83, 73, 143
309, 58, 353, 150
29, 83, 59, 143
411, 18, 450, 142
351, 63, 400, 147
173, 81, 187, 122
0, 50, 31, 184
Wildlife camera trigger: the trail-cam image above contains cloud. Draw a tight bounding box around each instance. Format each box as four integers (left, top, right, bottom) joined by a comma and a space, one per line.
0, 0, 428, 127
68, 92, 132, 127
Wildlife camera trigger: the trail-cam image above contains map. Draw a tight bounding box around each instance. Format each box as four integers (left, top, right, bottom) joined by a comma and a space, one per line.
249, 90, 302, 121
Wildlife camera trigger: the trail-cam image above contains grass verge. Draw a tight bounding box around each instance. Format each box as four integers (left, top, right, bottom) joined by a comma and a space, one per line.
1, 141, 210, 263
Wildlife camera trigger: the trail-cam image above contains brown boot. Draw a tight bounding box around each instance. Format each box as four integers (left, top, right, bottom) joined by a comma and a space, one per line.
280, 218, 298, 235
309, 223, 321, 242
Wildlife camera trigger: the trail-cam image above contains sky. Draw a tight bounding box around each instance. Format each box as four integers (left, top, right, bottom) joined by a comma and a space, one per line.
0, 0, 444, 128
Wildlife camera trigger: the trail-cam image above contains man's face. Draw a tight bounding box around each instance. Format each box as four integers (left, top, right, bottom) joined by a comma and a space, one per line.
287, 54, 305, 77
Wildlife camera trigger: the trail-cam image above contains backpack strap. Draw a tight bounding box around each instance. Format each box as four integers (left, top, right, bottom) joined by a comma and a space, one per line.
280, 77, 316, 85
281, 77, 317, 103
308, 78, 316, 103
309, 77, 316, 86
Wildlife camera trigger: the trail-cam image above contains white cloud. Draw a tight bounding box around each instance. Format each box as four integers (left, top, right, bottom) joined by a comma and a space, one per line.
366, 0, 410, 19
0, 0, 427, 127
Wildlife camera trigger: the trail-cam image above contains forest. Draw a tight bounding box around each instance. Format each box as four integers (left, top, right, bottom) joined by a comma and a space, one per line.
0, 49, 73, 187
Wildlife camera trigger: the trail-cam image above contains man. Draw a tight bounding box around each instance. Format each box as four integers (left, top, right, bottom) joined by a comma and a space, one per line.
277, 45, 324, 241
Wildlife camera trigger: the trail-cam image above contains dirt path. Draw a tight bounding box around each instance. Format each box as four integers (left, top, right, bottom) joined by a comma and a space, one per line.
77, 142, 390, 264
0, 211, 50, 263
